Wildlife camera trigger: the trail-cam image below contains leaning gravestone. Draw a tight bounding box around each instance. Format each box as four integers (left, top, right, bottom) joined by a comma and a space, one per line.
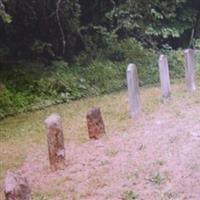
44, 113, 65, 171
4, 171, 31, 200
126, 64, 140, 117
184, 49, 196, 92
86, 107, 105, 139
158, 55, 171, 102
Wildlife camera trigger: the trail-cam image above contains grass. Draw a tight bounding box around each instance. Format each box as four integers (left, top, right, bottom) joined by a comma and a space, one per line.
0, 79, 199, 199
147, 172, 165, 185
121, 190, 139, 200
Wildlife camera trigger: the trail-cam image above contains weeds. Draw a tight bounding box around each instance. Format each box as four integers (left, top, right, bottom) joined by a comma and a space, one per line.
147, 172, 165, 185
121, 190, 139, 200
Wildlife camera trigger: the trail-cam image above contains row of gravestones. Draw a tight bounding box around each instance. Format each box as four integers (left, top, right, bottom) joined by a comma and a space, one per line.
127, 49, 197, 117
4, 108, 106, 200
3, 48, 197, 200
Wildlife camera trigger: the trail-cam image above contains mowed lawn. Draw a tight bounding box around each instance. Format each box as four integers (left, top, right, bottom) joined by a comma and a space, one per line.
0, 80, 199, 199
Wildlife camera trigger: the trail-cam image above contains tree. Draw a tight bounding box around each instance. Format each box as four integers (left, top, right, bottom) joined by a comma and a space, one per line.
106, 0, 199, 48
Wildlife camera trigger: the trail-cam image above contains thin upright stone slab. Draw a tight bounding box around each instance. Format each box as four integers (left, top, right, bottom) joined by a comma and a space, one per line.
44, 113, 65, 171
86, 107, 105, 139
158, 55, 171, 101
126, 64, 140, 117
184, 49, 196, 92
4, 171, 31, 200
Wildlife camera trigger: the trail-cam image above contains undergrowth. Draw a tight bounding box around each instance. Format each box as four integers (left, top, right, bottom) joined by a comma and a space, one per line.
0, 38, 199, 119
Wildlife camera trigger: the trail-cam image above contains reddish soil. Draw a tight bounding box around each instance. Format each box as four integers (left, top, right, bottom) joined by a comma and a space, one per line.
20, 97, 200, 200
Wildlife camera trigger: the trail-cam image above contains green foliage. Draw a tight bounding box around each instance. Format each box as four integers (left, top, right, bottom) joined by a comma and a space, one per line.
85, 59, 124, 93
0, 60, 123, 118
0, 87, 32, 118
0, 0, 81, 59
1, 0, 199, 60
106, 38, 159, 85
31, 40, 54, 58
194, 39, 200, 49
167, 50, 185, 80
0, 0, 12, 23
0, 9, 12, 23
0, 37, 189, 118
107, 0, 198, 48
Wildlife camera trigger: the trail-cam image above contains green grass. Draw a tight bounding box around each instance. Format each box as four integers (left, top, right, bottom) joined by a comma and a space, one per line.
0, 80, 199, 199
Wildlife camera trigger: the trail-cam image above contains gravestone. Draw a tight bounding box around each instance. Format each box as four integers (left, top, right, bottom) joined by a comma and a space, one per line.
184, 49, 196, 92
158, 55, 171, 102
4, 171, 31, 200
44, 113, 65, 171
126, 64, 140, 117
86, 107, 105, 139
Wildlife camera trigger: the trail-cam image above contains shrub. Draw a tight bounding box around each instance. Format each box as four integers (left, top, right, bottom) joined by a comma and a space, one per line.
109, 38, 159, 86
85, 59, 125, 93
0, 39, 195, 118
167, 50, 185, 80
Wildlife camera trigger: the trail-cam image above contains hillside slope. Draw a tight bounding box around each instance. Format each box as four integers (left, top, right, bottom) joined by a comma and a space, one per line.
0, 82, 200, 199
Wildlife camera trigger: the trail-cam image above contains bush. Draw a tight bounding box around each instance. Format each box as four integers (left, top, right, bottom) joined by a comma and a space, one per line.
106, 38, 159, 85
0, 38, 194, 119
85, 59, 125, 93
167, 50, 185, 80
0, 86, 33, 118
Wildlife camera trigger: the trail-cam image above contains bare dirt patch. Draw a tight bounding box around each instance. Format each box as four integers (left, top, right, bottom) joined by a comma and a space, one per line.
19, 91, 200, 200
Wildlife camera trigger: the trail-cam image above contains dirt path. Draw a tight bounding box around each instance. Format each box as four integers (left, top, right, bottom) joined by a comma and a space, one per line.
20, 94, 200, 200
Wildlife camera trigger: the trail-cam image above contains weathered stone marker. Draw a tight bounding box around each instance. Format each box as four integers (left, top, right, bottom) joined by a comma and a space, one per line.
4, 171, 31, 200
126, 64, 140, 117
86, 107, 105, 139
184, 49, 196, 92
158, 55, 171, 102
44, 113, 65, 171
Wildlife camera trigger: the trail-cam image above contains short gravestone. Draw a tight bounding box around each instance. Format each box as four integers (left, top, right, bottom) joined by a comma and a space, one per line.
184, 49, 196, 92
126, 64, 140, 117
4, 171, 31, 200
44, 113, 65, 171
158, 55, 171, 102
86, 107, 105, 139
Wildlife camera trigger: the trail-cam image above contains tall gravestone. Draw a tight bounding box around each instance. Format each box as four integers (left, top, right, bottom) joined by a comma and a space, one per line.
4, 171, 31, 200
44, 113, 65, 171
86, 107, 105, 139
158, 55, 171, 102
184, 49, 196, 92
126, 64, 140, 117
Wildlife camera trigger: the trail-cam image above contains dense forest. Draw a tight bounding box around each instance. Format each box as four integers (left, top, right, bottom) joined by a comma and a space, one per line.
0, 0, 200, 118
